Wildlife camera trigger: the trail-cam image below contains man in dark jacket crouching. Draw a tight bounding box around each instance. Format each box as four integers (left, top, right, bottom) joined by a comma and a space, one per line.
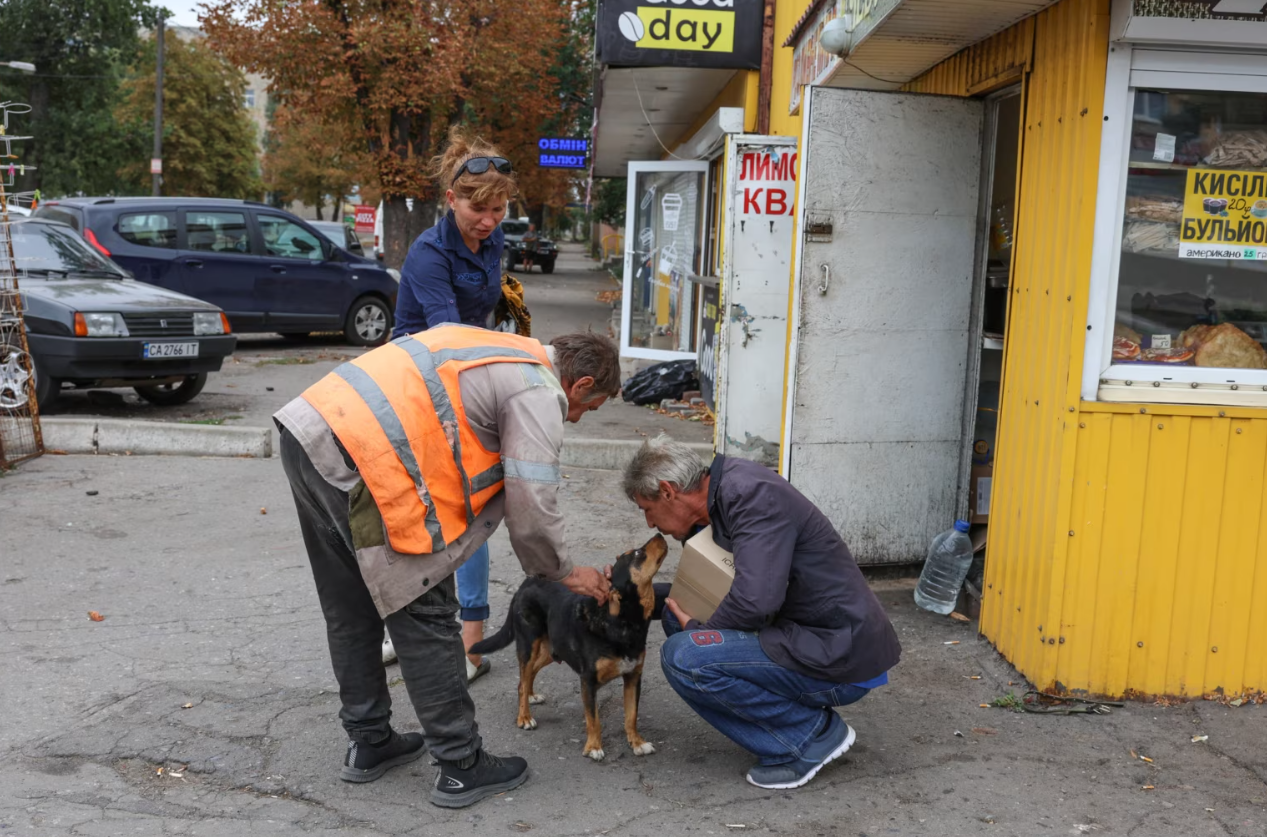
622, 435, 901, 790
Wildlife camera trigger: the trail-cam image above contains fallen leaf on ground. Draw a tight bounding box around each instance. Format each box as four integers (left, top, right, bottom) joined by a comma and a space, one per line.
88, 611, 104, 622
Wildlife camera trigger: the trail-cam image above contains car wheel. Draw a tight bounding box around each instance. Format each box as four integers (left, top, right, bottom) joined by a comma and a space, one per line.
345, 296, 392, 347
541, 260, 556, 274
31, 354, 60, 414
134, 373, 207, 407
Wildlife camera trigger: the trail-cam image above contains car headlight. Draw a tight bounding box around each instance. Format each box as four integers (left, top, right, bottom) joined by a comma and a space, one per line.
74, 312, 129, 337
193, 312, 227, 335
386, 268, 401, 283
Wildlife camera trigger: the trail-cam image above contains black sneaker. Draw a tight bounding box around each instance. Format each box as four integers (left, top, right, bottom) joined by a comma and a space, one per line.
340, 730, 426, 783
430, 749, 529, 808
745, 713, 855, 790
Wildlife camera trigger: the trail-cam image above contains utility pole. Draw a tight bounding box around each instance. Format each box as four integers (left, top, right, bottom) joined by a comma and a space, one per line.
152, 12, 166, 196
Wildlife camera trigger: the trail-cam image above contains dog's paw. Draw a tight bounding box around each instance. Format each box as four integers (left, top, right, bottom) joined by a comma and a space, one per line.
517, 717, 538, 730
528, 694, 546, 705
584, 747, 606, 762
631, 741, 656, 756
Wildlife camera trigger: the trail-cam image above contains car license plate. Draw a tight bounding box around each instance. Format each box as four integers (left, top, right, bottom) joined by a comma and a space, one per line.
143, 342, 199, 359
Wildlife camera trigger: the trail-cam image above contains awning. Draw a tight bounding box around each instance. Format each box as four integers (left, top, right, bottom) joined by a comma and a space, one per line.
592, 66, 739, 178
818, 0, 1059, 91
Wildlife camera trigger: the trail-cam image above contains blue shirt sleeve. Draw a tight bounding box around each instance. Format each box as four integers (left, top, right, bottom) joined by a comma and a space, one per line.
396, 238, 461, 336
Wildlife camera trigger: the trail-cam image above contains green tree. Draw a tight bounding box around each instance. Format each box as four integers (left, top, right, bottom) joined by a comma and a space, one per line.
115, 31, 263, 198
593, 177, 626, 228
0, 0, 158, 197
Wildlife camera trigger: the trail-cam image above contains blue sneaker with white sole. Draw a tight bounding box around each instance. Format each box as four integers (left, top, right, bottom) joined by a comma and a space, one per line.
745, 713, 856, 790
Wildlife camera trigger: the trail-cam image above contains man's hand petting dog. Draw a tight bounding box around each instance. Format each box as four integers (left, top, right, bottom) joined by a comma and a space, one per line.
561, 565, 611, 603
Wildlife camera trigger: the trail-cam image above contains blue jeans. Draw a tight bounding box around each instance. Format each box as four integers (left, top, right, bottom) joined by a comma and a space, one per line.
455, 543, 490, 621
659, 609, 873, 766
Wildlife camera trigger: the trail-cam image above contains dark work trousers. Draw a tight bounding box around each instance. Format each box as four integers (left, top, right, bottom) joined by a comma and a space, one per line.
280, 427, 482, 762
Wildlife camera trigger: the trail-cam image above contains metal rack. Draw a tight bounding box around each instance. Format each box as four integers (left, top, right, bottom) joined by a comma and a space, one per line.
0, 100, 44, 468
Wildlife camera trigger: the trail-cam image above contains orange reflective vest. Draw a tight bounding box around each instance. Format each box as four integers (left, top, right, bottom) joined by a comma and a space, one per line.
302, 325, 553, 554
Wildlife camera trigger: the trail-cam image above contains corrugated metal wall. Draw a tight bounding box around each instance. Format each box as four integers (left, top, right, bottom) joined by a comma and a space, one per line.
904, 16, 1035, 97
1064, 403, 1267, 698
910, 0, 1267, 699
985, 0, 1112, 696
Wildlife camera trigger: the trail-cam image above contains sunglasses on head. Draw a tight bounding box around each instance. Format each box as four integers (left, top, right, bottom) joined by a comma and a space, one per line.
452, 156, 513, 187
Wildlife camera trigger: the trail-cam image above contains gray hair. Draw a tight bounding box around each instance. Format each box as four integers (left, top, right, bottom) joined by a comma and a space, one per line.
623, 434, 708, 500
549, 332, 622, 398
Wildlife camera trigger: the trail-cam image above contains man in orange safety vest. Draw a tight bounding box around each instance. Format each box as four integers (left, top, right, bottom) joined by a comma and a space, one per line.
275, 325, 621, 808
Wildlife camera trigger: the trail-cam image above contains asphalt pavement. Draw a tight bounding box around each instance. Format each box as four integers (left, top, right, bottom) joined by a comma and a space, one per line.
3, 454, 1266, 836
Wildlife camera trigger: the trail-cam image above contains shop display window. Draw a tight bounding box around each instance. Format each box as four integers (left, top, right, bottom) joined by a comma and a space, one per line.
1115, 89, 1267, 370
1088, 49, 1267, 404
621, 162, 708, 360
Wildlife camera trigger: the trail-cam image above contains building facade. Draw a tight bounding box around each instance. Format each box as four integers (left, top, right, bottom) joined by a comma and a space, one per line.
594, 0, 1267, 700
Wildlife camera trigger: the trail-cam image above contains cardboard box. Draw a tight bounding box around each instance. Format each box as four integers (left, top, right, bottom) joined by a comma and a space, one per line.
667, 526, 735, 622
969, 465, 993, 524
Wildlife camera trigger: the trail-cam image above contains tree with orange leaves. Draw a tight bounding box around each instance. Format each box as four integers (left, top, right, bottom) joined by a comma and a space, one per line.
203, 0, 586, 267
263, 104, 373, 221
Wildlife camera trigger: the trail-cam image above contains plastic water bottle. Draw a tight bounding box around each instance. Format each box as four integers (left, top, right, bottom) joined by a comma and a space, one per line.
914, 520, 974, 615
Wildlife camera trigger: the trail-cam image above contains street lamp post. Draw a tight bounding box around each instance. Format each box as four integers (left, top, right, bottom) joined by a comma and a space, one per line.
152, 14, 166, 197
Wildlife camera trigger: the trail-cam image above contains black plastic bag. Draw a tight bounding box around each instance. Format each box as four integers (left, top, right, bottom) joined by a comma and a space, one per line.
622, 360, 699, 405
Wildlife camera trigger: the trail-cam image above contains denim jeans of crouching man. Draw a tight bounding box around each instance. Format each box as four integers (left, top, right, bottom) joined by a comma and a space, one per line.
658, 607, 875, 766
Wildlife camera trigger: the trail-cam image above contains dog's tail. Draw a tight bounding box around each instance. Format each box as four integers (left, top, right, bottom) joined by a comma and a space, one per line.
468, 612, 514, 656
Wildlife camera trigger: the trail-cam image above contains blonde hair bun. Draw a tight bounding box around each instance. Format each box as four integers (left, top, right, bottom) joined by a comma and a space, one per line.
433, 126, 518, 205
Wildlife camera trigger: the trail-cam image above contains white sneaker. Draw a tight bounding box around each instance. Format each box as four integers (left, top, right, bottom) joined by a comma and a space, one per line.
382, 637, 398, 665
467, 657, 491, 682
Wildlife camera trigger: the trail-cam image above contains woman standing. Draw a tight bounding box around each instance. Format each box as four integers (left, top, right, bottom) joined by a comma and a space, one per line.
389, 127, 516, 682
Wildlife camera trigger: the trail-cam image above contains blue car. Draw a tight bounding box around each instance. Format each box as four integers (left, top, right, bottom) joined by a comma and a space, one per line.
34, 198, 400, 346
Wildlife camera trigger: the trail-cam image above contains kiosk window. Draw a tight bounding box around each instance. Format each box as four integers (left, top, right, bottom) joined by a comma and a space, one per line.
1113, 88, 1267, 372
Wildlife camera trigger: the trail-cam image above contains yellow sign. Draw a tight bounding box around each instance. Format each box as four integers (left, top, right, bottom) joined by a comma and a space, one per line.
630, 7, 735, 52
1180, 167, 1267, 260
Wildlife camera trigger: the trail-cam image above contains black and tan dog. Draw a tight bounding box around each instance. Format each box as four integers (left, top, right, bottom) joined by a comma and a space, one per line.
469, 534, 668, 761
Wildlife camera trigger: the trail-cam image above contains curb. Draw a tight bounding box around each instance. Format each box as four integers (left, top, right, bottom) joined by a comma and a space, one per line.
560, 438, 713, 472
41, 418, 273, 459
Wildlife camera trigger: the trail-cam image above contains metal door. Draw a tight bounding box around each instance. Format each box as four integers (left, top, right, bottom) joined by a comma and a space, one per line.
782, 88, 985, 565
